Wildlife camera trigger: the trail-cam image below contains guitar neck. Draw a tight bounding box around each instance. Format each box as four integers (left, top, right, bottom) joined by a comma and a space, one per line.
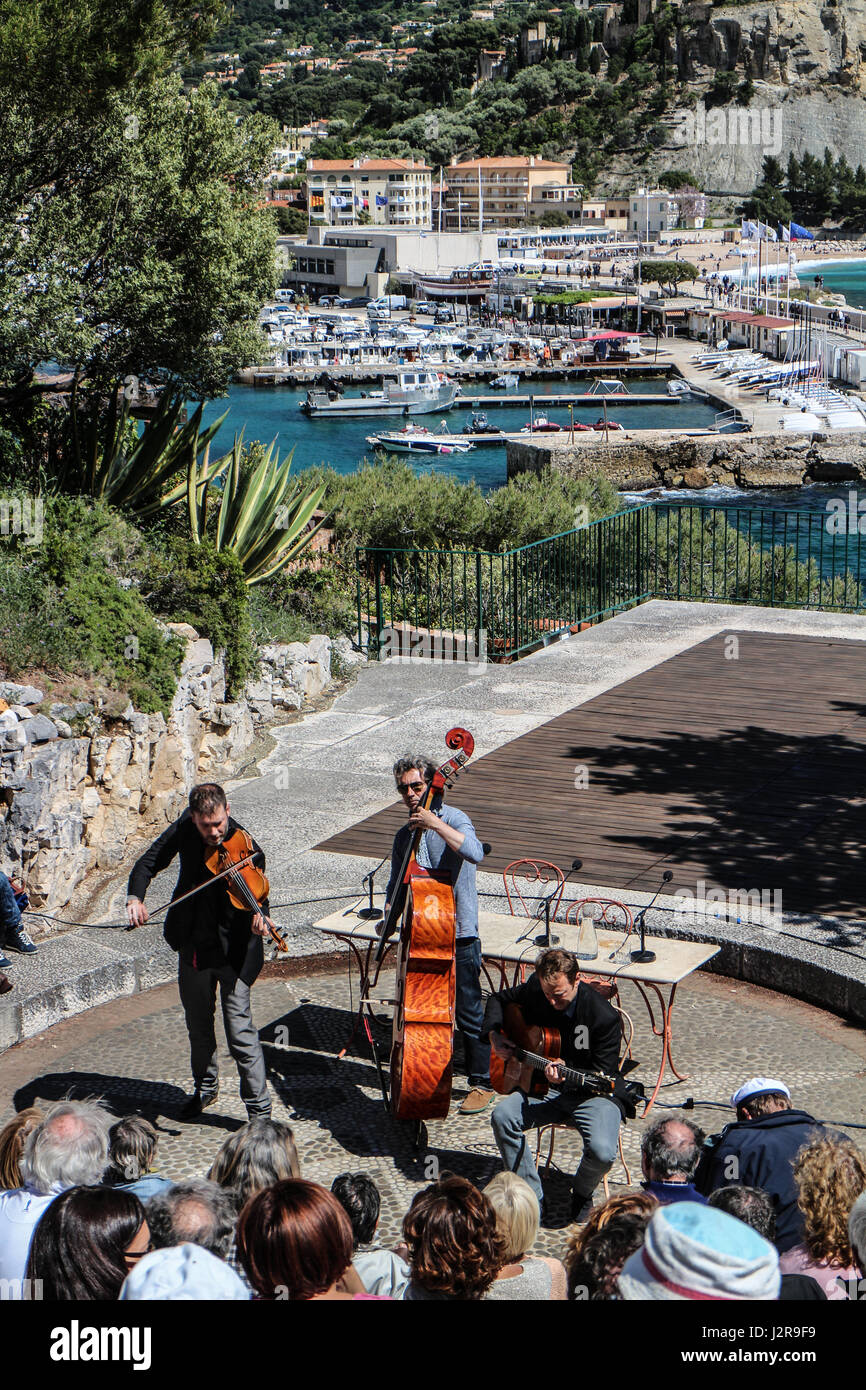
518, 1048, 612, 1093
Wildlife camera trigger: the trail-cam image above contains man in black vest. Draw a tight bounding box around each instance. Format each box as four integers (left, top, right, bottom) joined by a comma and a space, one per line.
126, 783, 273, 1121
483, 947, 628, 1224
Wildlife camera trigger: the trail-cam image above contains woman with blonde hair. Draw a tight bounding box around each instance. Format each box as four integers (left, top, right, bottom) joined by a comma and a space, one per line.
482, 1172, 566, 1300
0, 1108, 43, 1191
779, 1134, 866, 1299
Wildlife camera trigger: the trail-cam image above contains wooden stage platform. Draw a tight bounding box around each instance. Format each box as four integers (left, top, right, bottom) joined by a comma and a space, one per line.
314, 631, 866, 920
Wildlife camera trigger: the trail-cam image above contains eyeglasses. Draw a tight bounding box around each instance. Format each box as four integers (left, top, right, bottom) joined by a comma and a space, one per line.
398, 781, 427, 795
125, 1240, 154, 1264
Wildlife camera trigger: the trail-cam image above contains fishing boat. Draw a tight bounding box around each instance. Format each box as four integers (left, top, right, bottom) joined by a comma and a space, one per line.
301, 369, 458, 418
366, 426, 475, 455
489, 372, 520, 389
582, 378, 628, 396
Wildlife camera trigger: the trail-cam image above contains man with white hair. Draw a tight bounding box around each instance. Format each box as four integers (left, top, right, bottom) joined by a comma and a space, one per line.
0, 1099, 112, 1289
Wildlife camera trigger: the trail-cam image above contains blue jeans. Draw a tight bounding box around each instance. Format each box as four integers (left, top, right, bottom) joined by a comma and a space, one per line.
491, 1089, 622, 1203
0, 875, 22, 940
455, 936, 490, 1086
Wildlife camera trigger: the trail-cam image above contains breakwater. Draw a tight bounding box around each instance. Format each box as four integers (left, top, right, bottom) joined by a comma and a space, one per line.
506, 431, 866, 492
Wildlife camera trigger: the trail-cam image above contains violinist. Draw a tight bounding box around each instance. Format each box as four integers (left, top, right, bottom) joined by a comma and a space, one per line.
126, 783, 274, 1122
384, 756, 492, 1115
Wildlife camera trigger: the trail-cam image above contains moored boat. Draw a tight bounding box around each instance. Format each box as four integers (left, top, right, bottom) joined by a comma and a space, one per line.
301, 369, 458, 418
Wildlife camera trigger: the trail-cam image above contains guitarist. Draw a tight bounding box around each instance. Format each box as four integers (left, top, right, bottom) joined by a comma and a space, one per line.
384, 755, 491, 1115
483, 947, 632, 1225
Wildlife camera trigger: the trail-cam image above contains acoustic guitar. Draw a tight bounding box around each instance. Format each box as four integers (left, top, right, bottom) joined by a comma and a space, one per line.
489, 1002, 644, 1112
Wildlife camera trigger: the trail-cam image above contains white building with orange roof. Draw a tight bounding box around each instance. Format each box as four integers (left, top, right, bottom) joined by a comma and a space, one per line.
444, 156, 578, 230
306, 157, 432, 229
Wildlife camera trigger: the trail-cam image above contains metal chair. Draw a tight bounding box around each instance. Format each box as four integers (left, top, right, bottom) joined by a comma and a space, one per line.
501, 859, 567, 985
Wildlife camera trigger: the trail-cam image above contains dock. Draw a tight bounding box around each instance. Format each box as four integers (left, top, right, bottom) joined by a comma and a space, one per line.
454, 392, 688, 408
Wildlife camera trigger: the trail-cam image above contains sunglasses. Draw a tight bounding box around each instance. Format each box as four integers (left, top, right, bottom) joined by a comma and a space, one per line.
398, 781, 427, 795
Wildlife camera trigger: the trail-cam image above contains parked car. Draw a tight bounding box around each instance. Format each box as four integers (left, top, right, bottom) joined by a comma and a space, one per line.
347, 295, 371, 307
413, 301, 437, 314
366, 306, 391, 321
435, 307, 455, 323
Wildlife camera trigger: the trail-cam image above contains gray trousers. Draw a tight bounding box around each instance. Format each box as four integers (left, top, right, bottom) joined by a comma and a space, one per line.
491, 1089, 621, 1203
177, 960, 270, 1117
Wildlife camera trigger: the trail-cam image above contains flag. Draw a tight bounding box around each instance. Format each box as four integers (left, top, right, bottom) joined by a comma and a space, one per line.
759, 222, 777, 242
741, 219, 760, 240
781, 224, 790, 242
375, 194, 388, 207
790, 221, 814, 241
330, 195, 348, 207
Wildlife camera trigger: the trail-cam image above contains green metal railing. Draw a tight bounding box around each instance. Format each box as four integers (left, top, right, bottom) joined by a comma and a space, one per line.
356, 501, 866, 662
356, 506, 649, 661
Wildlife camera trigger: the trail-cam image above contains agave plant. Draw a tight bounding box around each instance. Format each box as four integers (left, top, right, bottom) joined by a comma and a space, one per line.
67, 379, 229, 517
187, 433, 328, 585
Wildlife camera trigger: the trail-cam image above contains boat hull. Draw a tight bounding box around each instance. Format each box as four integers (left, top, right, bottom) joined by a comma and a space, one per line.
303, 383, 458, 418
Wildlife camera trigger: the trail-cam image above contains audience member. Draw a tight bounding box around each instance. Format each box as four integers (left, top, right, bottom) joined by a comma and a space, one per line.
617, 1201, 780, 1301
847, 1192, 866, 1298
0, 1108, 43, 1191
121, 1243, 250, 1300
401, 1174, 505, 1301
565, 1191, 657, 1300
482, 1172, 566, 1300
707, 1186, 826, 1300
236, 1179, 379, 1300
640, 1117, 707, 1205
331, 1171, 409, 1298
147, 1179, 235, 1260
694, 1076, 823, 1251
105, 1116, 172, 1202
0, 1099, 112, 1287
778, 1134, 866, 1300
207, 1118, 300, 1214
26, 1185, 148, 1300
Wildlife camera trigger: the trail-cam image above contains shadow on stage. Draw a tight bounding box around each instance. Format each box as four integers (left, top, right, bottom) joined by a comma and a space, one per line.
12, 1073, 243, 1134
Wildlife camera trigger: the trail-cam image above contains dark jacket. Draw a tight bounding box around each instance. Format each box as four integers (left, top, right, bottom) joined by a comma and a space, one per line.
481, 973, 631, 1119
694, 1109, 824, 1254
641, 1180, 708, 1206
127, 812, 268, 985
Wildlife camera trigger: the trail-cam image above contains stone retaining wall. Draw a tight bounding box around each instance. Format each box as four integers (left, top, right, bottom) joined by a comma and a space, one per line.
507, 431, 866, 492
0, 630, 363, 918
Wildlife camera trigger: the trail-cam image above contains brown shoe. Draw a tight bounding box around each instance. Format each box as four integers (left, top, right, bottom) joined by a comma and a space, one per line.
0, 972, 11, 995
458, 1087, 496, 1115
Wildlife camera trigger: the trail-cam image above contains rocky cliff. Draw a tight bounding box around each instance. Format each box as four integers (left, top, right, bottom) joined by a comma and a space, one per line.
605, 1, 866, 195
0, 630, 363, 921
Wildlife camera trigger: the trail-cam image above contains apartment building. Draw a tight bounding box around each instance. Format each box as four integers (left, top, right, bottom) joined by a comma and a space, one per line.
306, 159, 432, 229
444, 156, 577, 230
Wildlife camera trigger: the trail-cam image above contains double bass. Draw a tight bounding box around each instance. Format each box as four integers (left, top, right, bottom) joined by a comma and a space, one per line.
376, 728, 475, 1121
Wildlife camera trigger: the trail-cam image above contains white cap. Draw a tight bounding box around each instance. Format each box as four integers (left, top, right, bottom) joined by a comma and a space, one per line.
730, 1077, 791, 1109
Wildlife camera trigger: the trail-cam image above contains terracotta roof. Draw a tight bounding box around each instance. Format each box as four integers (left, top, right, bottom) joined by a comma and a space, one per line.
746, 314, 796, 328
308, 159, 431, 172
449, 157, 571, 170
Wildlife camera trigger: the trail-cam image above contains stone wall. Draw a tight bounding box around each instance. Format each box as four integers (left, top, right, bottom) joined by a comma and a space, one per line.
507, 430, 866, 492
0, 630, 362, 918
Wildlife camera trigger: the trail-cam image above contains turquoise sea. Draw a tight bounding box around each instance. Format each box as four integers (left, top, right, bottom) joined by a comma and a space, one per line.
197, 378, 718, 494
797, 258, 866, 309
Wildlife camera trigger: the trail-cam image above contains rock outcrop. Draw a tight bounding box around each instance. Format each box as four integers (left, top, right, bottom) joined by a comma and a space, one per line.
600, 1, 866, 194
0, 631, 361, 918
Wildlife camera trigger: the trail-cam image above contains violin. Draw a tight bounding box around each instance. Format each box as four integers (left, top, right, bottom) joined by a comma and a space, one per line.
204, 827, 290, 955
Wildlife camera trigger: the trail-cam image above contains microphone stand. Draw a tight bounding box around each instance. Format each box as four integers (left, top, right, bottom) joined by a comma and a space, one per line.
352, 854, 389, 921
631, 870, 674, 964
515, 857, 583, 947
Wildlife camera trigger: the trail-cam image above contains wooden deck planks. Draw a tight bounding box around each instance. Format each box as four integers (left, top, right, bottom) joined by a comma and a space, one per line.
314, 631, 866, 919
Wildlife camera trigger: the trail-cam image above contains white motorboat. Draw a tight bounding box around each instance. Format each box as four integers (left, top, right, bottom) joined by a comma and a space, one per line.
490, 372, 520, 389
301, 369, 459, 418
366, 426, 475, 455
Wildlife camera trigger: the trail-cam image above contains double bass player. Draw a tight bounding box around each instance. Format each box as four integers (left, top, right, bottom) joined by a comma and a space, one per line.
385, 755, 493, 1115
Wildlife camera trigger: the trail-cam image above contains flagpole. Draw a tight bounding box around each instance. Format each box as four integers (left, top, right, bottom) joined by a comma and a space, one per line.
786, 229, 791, 319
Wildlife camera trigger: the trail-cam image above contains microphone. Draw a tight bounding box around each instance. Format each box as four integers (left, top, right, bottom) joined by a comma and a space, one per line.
533, 857, 583, 948
354, 853, 389, 921
630, 869, 674, 964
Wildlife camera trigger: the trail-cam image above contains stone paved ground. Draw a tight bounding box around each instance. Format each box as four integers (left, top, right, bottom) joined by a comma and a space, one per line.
3, 963, 865, 1258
